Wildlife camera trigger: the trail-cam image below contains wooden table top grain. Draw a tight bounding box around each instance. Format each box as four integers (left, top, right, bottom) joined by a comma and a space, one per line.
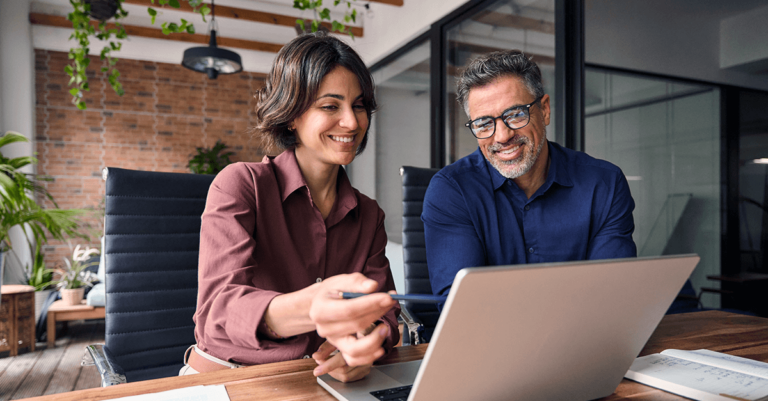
19, 311, 768, 401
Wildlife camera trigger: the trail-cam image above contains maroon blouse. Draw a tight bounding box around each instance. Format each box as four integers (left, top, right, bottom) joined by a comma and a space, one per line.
194, 148, 400, 365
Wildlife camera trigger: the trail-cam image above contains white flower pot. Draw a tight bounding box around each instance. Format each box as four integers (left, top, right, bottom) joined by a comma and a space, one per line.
34, 289, 53, 323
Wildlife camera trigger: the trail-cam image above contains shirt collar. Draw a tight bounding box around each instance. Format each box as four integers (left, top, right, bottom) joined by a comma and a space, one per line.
273, 148, 306, 202
328, 168, 358, 226
272, 148, 358, 221
486, 141, 574, 191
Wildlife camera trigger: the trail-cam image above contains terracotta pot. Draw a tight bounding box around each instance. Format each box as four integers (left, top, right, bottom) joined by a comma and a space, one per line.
60, 287, 85, 306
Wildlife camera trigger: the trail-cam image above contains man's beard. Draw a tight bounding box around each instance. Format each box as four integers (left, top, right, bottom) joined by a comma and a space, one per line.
486, 133, 544, 180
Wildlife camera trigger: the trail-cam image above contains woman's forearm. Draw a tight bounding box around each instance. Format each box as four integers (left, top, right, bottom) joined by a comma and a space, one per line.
260, 283, 321, 338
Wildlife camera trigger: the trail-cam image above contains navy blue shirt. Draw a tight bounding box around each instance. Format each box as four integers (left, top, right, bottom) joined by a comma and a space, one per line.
422, 142, 637, 301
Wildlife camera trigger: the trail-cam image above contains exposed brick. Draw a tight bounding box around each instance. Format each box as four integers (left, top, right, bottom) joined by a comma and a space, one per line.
34, 49, 269, 252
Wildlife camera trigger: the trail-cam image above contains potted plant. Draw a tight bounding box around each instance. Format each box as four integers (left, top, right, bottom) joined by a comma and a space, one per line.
187, 140, 234, 175
53, 244, 100, 305
0, 131, 88, 305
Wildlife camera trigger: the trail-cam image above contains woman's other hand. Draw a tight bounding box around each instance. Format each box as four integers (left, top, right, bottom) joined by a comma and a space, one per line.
312, 340, 371, 382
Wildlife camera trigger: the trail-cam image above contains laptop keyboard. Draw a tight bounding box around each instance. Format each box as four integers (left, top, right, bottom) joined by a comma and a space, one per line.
370, 384, 413, 400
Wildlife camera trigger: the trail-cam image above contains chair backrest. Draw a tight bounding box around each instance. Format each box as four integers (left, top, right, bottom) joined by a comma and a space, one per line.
103, 167, 214, 382
401, 166, 440, 343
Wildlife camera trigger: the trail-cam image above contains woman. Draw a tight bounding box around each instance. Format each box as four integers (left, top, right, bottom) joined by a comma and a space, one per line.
182, 32, 400, 383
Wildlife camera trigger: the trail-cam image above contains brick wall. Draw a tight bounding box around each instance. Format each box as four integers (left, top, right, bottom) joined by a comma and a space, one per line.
34, 49, 267, 265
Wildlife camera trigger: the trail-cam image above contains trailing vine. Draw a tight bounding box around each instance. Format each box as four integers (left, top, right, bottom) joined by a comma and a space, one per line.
293, 0, 360, 39
66, 0, 210, 110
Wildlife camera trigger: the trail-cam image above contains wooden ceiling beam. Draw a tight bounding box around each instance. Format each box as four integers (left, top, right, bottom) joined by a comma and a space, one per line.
121, 0, 364, 37
368, 0, 404, 5
29, 13, 284, 53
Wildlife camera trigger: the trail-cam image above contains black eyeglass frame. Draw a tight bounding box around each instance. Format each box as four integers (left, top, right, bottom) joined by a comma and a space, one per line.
464, 95, 544, 139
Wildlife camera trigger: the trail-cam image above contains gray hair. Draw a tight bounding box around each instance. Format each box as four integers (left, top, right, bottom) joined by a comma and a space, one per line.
456, 50, 544, 118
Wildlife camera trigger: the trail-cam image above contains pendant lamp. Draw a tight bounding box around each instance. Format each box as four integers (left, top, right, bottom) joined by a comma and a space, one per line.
181, 0, 242, 79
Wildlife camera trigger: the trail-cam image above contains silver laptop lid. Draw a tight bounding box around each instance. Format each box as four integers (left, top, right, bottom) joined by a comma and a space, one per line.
318, 255, 699, 401
407, 254, 699, 401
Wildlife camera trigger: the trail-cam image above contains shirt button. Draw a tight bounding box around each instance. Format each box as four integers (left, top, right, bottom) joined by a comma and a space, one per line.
524, 205, 530, 211
316, 278, 323, 283
528, 248, 535, 254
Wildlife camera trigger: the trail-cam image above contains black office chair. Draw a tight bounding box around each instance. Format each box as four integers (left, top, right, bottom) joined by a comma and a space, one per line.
87, 167, 214, 385
400, 166, 440, 345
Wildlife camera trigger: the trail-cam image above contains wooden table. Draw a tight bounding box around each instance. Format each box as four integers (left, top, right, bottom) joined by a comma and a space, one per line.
0, 285, 36, 357
21, 310, 768, 401
47, 300, 106, 348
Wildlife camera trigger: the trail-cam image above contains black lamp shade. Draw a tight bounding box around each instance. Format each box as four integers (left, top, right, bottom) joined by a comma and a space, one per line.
181, 30, 242, 79
85, 0, 119, 21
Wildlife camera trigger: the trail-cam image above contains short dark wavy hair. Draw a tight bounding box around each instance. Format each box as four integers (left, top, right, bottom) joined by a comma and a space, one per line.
456, 50, 544, 118
254, 32, 377, 155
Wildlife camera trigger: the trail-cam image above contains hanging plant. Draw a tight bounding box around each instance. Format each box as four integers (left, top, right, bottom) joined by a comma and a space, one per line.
66, 0, 211, 110
293, 0, 361, 39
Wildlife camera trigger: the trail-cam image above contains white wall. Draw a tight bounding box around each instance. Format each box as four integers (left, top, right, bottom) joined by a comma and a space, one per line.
586, 0, 768, 92
720, 5, 768, 73
375, 87, 431, 244
0, 0, 36, 284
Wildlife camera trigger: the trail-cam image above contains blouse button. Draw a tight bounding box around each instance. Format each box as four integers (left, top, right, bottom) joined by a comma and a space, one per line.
316, 278, 323, 283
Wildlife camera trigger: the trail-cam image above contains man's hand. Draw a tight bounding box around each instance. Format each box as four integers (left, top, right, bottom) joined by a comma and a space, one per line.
309, 273, 396, 369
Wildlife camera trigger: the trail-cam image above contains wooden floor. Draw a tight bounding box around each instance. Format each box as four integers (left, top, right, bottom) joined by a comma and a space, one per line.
0, 320, 104, 400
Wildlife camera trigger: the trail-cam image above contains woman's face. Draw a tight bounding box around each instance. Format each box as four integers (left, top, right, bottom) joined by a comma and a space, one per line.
291, 66, 368, 168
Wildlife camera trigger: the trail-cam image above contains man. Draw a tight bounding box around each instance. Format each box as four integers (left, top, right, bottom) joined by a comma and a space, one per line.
423, 50, 637, 309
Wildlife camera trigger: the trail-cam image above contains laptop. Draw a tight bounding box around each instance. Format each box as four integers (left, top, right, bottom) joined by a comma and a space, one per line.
317, 254, 700, 401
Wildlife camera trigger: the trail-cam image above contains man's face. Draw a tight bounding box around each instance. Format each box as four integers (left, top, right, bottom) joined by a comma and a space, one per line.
467, 75, 551, 180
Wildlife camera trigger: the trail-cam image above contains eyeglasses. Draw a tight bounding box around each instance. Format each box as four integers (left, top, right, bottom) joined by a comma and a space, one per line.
464, 96, 543, 139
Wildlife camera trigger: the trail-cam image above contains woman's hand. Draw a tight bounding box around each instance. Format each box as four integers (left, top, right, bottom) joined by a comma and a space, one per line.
312, 340, 372, 382
309, 273, 396, 369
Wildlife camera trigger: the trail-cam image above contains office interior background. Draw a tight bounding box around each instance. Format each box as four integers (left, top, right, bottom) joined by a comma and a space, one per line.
2, 0, 768, 313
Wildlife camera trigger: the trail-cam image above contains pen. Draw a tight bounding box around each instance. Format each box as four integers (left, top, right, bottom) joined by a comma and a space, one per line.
340, 292, 448, 304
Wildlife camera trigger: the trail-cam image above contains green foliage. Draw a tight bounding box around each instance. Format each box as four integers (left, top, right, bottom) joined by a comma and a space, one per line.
187, 140, 235, 175
0, 131, 90, 288
27, 242, 53, 291
67, 0, 210, 110
52, 244, 100, 290
293, 0, 358, 39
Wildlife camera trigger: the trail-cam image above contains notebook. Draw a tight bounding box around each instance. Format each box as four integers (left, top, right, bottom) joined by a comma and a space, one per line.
317, 254, 700, 401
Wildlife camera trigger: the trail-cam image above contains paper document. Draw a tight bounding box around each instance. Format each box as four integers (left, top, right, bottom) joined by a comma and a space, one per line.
107, 385, 230, 401
626, 349, 768, 401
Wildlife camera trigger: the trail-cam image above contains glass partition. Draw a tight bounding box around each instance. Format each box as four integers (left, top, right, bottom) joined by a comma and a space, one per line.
585, 68, 721, 307
738, 91, 768, 273
444, 0, 556, 164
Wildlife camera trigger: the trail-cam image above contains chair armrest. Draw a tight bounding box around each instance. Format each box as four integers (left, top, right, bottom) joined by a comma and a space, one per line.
399, 301, 424, 346
82, 343, 127, 386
